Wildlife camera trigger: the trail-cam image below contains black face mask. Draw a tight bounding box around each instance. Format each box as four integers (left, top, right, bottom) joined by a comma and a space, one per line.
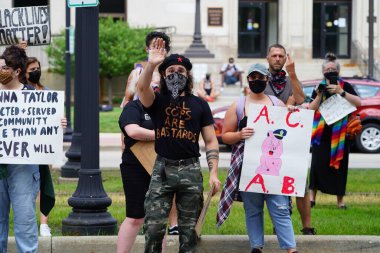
249, 80, 267, 94
28, 70, 41, 84
324, 71, 338, 82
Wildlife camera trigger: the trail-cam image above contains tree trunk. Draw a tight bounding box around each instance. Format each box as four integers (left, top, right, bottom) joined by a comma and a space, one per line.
99, 76, 105, 104
107, 78, 113, 106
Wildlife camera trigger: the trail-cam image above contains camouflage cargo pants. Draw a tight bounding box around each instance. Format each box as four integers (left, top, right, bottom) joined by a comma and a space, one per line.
144, 155, 204, 253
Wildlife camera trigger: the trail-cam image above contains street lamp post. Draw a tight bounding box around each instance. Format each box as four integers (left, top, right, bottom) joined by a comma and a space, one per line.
62, 6, 117, 235
184, 0, 214, 58
368, 0, 375, 78
61, 1, 81, 178
63, 3, 73, 143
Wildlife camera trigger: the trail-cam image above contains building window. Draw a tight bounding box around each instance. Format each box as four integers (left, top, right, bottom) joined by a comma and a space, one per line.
13, 0, 48, 7
99, 0, 126, 20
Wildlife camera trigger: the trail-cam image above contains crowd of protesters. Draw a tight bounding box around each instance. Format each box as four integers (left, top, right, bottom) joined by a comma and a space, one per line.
0, 27, 363, 253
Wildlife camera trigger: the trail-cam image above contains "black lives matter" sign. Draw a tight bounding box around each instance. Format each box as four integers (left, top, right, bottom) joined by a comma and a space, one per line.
0, 90, 64, 164
0, 6, 51, 46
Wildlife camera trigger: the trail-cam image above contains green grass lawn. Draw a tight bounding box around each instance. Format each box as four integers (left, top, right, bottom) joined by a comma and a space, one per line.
7, 168, 380, 236
99, 107, 122, 133
67, 106, 122, 133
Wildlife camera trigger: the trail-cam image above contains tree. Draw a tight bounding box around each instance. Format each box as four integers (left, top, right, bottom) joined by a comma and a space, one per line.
46, 18, 152, 105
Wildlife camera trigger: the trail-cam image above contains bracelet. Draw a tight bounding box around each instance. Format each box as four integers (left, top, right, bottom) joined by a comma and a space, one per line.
340, 91, 346, 97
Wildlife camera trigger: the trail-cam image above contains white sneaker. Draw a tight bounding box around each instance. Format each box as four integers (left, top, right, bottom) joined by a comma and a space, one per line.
40, 224, 51, 237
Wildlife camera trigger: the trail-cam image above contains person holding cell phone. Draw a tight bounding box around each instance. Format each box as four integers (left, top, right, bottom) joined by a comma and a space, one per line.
308, 53, 361, 209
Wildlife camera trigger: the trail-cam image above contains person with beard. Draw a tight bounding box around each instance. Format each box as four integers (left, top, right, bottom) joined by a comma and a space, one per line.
309, 53, 361, 209
137, 38, 221, 253
217, 63, 298, 253
265, 44, 315, 235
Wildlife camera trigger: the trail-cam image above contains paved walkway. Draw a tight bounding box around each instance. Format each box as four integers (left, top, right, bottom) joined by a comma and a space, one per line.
7, 235, 380, 253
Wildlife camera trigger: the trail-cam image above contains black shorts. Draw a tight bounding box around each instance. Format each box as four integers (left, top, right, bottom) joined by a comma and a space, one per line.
120, 163, 151, 219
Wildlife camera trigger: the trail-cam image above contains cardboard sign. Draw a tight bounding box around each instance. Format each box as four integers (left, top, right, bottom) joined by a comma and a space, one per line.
195, 184, 215, 238
0, 6, 51, 46
130, 141, 156, 175
0, 90, 64, 164
319, 94, 357, 125
239, 105, 314, 197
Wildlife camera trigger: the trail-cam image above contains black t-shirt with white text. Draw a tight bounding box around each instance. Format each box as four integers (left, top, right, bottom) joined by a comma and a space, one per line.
119, 100, 154, 166
144, 93, 214, 159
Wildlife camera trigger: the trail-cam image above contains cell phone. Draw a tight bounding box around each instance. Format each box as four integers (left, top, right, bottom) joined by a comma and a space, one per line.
329, 76, 337, 85
317, 83, 327, 92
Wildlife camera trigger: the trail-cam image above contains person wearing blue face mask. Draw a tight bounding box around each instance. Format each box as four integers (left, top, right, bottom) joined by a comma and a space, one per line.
137, 38, 221, 253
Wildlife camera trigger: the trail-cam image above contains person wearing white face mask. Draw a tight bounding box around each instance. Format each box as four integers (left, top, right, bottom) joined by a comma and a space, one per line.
137, 39, 221, 253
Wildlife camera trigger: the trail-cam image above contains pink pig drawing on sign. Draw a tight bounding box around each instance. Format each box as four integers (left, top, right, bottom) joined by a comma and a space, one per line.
255, 129, 287, 176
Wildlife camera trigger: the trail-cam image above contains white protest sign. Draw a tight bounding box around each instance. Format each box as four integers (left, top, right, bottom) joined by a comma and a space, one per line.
0, 90, 64, 164
0, 6, 51, 46
319, 94, 357, 125
239, 105, 314, 197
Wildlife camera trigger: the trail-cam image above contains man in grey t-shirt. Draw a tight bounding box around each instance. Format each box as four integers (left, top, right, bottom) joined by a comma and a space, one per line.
265, 44, 316, 236
265, 44, 304, 105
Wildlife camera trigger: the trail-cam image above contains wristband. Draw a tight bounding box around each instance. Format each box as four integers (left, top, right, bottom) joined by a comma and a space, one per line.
340, 91, 346, 97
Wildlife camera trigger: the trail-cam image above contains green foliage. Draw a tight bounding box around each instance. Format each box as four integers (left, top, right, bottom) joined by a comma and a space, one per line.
99, 18, 152, 78
46, 18, 152, 79
45, 30, 74, 75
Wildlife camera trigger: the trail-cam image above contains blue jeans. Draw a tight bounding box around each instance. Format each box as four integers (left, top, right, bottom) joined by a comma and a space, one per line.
0, 164, 40, 253
240, 191, 296, 250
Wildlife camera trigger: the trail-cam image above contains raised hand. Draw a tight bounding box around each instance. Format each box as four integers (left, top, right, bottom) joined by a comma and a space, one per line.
285, 53, 295, 74
148, 38, 166, 66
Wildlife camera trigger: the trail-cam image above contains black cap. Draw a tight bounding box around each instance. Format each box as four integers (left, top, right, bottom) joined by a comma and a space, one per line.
158, 54, 192, 73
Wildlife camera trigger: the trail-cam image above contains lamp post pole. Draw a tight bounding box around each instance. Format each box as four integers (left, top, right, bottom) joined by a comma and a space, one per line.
63, 2, 73, 142
184, 0, 214, 58
61, 1, 81, 178
62, 5, 117, 235
368, 0, 375, 78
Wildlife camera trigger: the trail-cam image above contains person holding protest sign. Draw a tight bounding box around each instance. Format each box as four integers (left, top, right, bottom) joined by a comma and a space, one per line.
217, 63, 298, 253
265, 44, 315, 235
0, 45, 63, 252
137, 38, 221, 253
309, 53, 361, 209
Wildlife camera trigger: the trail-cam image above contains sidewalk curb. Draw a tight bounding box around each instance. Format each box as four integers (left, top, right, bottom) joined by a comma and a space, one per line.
7, 235, 380, 253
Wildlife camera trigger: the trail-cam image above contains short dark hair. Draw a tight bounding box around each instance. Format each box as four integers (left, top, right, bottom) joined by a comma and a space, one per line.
159, 70, 193, 96
145, 31, 171, 52
1, 45, 27, 77
267, 44, 287, 55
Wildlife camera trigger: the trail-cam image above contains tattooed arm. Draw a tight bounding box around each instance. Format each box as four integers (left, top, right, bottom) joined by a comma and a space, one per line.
125, 124, 155, 141
201, 125, 221, 196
